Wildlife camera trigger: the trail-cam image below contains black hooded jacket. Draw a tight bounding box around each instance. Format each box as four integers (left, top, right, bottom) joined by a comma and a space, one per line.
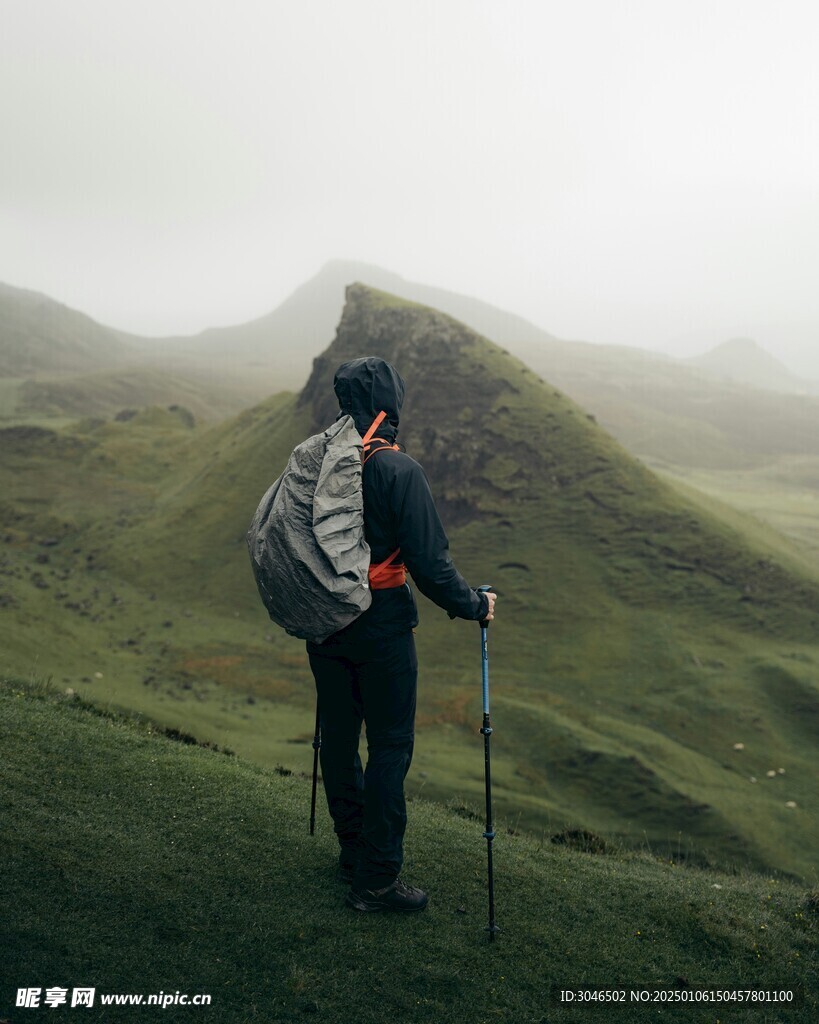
315, 356, 489, 644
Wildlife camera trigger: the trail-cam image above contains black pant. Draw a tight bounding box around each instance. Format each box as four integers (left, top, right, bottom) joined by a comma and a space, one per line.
307, 630, 418, 890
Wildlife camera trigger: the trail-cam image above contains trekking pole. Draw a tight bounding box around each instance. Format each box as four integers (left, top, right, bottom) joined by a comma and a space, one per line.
310, 700, 321, 836
477, 585, 500, 941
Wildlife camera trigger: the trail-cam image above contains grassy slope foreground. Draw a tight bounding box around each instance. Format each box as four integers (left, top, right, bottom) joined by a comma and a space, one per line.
1, 677, 816, 1024
2, 285, 819, 883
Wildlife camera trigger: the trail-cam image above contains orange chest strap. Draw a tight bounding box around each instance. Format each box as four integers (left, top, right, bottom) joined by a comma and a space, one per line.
369, 548, 406, 590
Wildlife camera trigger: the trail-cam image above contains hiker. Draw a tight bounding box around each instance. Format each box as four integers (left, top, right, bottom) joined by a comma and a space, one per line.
306, 356, 496, 912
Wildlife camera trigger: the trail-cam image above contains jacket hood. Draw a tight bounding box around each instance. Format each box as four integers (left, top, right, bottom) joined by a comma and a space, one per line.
333, 356, 405, 441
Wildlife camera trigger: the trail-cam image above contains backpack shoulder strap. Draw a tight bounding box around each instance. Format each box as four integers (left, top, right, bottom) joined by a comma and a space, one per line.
361, 411, 400, 464
361, 411, 387, 447
363, 438, 400, 465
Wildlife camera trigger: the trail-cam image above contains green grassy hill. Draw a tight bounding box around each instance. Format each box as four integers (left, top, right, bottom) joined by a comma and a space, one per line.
1, 285, 818, 883
656, 460, 819, 570
0, 280, 283, 426
514, 337, 819, 470
2, 676, 815, 1024
0, 281, 137, 377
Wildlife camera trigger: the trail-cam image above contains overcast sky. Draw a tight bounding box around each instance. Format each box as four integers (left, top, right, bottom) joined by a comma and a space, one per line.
2, 0, 818, 374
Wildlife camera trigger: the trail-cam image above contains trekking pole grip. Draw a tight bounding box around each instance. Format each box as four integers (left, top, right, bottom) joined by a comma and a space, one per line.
477, 584, 494, 629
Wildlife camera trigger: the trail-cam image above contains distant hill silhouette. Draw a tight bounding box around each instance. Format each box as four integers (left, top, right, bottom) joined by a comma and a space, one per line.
687, 337, 815, 394
0, 281, 136, 376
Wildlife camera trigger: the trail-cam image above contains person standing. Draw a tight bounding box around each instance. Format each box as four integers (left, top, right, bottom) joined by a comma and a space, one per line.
306, 356, 496, 912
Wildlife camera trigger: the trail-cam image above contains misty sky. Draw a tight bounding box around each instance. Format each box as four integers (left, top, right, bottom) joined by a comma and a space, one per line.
2, 1, 818, 374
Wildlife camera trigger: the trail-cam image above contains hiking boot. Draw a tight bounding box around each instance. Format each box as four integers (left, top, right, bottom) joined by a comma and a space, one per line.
346, 877, 428, 912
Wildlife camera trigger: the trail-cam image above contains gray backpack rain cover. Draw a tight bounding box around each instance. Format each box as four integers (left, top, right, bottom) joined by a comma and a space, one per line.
246, 414, 372, 643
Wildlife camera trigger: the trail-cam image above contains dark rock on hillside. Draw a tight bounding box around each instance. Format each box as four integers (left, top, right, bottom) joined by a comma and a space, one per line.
0, 425, 58, 444
299, 284, 514, 524
167, 404, 196, 428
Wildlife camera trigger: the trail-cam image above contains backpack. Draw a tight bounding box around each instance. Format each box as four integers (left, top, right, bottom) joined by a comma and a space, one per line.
246, 411, 400, 643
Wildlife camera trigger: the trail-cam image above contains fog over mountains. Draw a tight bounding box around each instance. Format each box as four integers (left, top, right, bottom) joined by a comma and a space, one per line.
3, 262, 819, 478
685, 337, 812, 394
2, 260, 817, 394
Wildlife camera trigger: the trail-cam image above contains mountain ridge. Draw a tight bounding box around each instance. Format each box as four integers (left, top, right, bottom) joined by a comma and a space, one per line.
4, 266, 819, 472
